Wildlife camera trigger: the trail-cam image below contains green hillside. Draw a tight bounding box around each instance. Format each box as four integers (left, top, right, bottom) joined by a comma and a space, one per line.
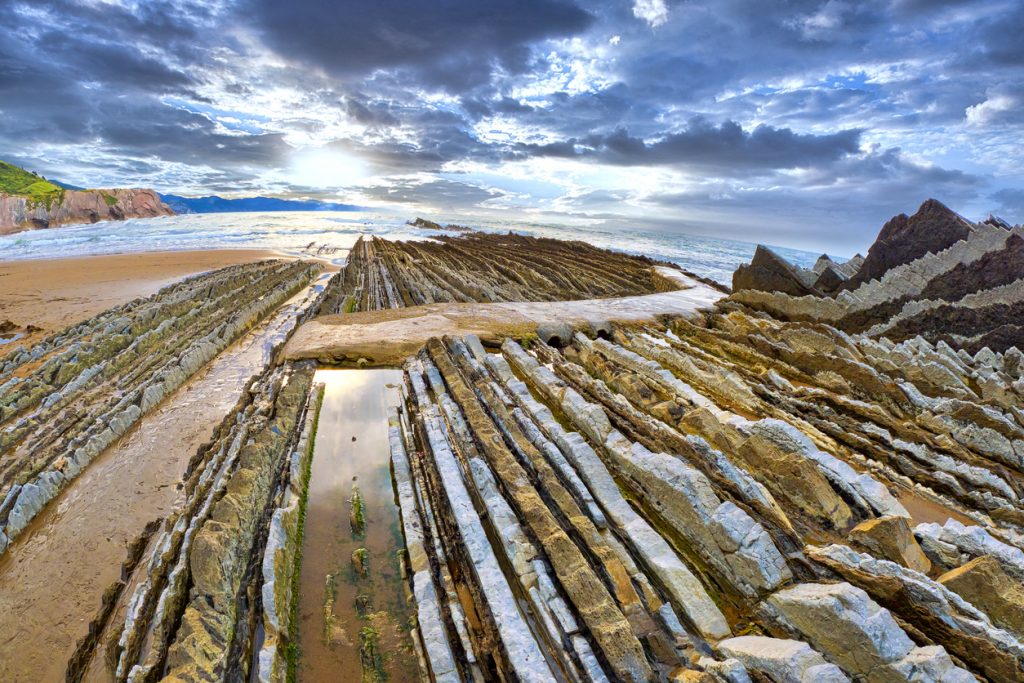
0, 160, 64, 209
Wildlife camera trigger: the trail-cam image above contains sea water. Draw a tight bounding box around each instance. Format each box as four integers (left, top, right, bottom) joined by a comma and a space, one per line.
0, 211, 827, 285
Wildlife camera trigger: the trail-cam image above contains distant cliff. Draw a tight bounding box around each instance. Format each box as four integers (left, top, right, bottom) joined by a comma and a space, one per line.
160, 193, 361, 214
0, 160, 173, 234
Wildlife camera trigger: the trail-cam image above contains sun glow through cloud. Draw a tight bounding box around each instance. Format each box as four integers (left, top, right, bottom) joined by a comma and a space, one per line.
0, 0, 1021, 253
285, 147, 368, 190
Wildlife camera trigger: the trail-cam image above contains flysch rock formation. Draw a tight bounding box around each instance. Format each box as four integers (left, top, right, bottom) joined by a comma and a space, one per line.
0, 188, 174, 234
0, 260, 321, 555
107, 361, 320, 683
315, 231, 699, 314
730, 198, 1024, 353
323, 214, 1020, 682
4, 209, 1024, 683
378, 318, 1023, 682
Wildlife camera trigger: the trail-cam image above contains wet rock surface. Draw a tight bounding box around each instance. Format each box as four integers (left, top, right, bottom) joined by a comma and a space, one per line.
0, 260, 320, 552
109, 362, 317, 683
2, 219, 1023, 682
316, 231, 682, 314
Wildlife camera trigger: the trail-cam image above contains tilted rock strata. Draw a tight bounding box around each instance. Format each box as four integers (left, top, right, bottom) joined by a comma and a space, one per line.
0, 188, 173, 234
317, 232, 681, 314
849, 515, 931, 573
845, 198, 975, 289
719, 635, 849, 682
394, 302, 1023, 680
914, 519, 1024, 579
394, 338, 743, 680
937, 554, 1024, 638
0, 260, 321, 553
764, 580, 975, 683
257, 382, 323, 683
652, 310, 1024, 525
729, 200, 1024, 352
806, 543, 1024, 681
405, 358, 558, 681
383, 325, 1024, 681
485, 347, 733, 640
732, 245, 821, 297
105, 362, 318, 683
388, 403, 461, 683
165, 366, 314, 682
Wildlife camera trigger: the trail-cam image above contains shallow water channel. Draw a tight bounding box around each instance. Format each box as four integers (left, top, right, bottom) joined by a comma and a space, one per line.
296, 368, 417, 682
0, 276, 328, 683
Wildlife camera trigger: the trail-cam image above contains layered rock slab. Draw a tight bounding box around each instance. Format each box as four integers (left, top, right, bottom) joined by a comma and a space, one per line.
765, 581, 974, 683
937, 555, 1024, 638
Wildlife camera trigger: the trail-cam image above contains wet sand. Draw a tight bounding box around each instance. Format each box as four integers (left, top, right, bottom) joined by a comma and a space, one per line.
0, 279, 325, 683
0, 249, 285, 348
295, 369, 417, 683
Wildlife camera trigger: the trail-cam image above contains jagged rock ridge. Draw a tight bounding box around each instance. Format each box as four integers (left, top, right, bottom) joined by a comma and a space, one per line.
844, 198, 975, 289
730, 198, 1024, 352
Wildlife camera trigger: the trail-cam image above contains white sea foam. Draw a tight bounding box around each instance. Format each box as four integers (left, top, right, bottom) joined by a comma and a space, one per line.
0, 210, 822, 284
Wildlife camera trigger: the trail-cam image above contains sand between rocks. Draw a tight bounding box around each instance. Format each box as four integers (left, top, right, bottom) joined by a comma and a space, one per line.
0, 249, 289, 348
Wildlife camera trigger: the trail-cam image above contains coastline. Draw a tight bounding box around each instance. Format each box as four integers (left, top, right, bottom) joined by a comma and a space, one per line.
1, 219, 1021, 682
0, 249, 292, 348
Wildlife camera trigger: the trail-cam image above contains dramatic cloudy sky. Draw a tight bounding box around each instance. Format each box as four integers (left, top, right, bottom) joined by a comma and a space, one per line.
0, 0, 1021, 252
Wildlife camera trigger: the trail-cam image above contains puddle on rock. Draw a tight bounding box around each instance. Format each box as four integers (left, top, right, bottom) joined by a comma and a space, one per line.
295, 369, 416, 683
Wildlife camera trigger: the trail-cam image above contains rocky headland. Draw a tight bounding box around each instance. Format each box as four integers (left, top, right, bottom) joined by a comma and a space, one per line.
732, 198, 1024, 353
0, 188, 174, 234
1, 212, 1023, 683
0, 160, 173, 234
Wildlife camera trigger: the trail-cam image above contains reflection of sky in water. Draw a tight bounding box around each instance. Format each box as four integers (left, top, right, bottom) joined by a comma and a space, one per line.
0, 211, 828, 285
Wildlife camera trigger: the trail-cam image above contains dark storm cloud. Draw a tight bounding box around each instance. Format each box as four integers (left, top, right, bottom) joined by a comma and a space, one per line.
490, 85, 661, 137
965, 3, 1024, 67
0, 0, 295, 184
40, 31, 195, 91
249, 0, 593, 91
638, 146, 985, 252
0, 0, 1021, 251
512, 118, 862, 172
991, 189, 1024, 222
97, 103, 292, 168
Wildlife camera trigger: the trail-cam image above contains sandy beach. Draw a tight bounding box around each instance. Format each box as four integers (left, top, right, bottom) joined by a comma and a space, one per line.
0, 249, 286, 348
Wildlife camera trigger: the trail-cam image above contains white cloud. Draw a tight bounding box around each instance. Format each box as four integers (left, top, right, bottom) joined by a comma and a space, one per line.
788, 0, 851, 40
965, 91, 1018, 128
633, 0, 669, 28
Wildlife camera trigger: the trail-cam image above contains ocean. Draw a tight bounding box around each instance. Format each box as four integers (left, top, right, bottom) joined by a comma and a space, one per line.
0, 211, 826, 285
